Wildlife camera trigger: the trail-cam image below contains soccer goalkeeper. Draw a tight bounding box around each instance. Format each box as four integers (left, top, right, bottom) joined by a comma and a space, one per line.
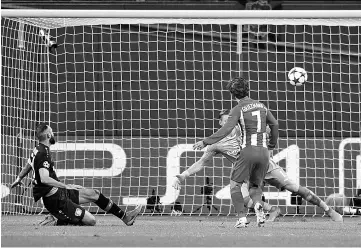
173, 110, 343, 225
11, 123, 142, 226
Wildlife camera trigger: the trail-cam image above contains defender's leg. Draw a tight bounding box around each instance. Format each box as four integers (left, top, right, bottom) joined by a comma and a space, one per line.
76, 188, 142, 226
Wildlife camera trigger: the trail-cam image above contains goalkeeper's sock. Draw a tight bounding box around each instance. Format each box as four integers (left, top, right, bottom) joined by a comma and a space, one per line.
297, 186, 329, 211
95, 193, 125, 219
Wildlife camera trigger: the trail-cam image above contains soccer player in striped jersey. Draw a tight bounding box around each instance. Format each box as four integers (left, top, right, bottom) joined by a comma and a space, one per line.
194, 77, 278, 228
174, 110, 343, 223
173, 109, 279, 221
174, 109, 278, 220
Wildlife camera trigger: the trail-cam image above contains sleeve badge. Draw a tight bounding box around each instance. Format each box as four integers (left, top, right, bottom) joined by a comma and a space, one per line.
43, 161, 50, 168
75, 208, 82, 217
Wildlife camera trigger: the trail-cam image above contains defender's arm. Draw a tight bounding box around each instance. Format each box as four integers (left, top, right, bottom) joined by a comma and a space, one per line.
11, 163, 32, 188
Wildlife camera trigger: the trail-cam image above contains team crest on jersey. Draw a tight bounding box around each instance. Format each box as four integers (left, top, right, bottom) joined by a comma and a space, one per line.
226, 149, 240, 157
43, 161, 50, 168
75, 208, 82, 217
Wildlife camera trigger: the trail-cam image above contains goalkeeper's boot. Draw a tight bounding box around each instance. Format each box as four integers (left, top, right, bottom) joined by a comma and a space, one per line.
234, 217, 250, 228
326, 208, 343, 222
268, 206, 281, 222
38, 214, 57, 226
254, 202, 266, 227
122, 204, 143, 226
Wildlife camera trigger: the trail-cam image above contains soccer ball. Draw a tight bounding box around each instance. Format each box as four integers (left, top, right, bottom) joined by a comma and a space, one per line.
325, 193, 350, 214
288, 67, 307, 86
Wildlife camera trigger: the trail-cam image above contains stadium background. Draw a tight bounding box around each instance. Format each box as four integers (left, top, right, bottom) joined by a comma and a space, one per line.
1, 2, 360, 216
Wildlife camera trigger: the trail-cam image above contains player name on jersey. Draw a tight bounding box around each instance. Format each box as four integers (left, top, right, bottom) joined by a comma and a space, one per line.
241, 103, 267, 112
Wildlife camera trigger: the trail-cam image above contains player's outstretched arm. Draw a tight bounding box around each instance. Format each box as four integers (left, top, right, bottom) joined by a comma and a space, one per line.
10, 163, 32, 189
266, 110, 279, 149
172, 151, 214, 190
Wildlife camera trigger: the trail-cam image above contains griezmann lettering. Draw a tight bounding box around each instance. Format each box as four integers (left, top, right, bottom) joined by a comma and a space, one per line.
241, 103, 267, 112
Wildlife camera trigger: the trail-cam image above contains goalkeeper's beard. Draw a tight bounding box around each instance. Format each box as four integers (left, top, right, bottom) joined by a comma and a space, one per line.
49, 136, 56, 145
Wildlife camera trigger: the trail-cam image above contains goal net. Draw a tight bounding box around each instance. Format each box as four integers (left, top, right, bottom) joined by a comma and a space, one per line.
1, 10, 360, 216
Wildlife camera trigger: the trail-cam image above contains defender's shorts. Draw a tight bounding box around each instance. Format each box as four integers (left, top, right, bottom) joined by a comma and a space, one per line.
231, 146, 269, 186
43, 188, 85, 225
264, 167, 299, 191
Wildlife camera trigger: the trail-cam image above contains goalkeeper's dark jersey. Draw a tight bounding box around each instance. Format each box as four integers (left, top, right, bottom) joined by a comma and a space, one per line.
27, 143, 59, 202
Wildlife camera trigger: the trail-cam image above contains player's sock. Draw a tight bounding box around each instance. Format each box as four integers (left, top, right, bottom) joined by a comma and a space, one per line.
254, 202, 265, 227
297, 186, 329, 211
95, 193, 125, 219
231, 187, 246, 218
244, 196, 273, 211
249, 186, 263, 206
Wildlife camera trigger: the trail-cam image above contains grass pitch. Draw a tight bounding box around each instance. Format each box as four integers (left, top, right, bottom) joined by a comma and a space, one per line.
2, 215, 361, 247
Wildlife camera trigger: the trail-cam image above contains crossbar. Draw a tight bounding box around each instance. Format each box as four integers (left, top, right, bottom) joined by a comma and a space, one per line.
2, 9, 361, 18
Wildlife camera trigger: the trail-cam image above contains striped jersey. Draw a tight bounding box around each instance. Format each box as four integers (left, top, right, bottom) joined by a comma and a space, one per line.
203, 97, 268, 149
237, 98, 268, 148
205, 124, 280, 173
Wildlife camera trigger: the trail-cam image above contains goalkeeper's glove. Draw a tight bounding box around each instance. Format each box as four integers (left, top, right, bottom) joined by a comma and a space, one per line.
172, 171, 190, 190
10, 177, 23, 189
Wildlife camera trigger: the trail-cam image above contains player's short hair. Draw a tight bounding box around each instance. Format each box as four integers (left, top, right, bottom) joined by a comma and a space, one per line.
226, 77, 249, 99
218, 109, 230, 119
36, 123, 49, 141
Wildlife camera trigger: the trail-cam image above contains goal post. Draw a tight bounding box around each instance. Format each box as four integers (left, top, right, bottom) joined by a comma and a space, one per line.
1, 10, 360, 216
1, 15, 52, 214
